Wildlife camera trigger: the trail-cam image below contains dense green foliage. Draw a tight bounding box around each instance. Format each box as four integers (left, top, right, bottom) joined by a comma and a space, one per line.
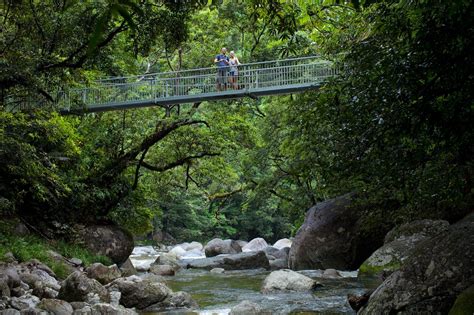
1, 0, 472, 243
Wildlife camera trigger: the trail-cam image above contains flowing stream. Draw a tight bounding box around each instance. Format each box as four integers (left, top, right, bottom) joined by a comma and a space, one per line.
131, 246, 375, 315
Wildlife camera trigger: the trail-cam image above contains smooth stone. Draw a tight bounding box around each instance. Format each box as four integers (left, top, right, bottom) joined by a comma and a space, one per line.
322, 268, 342, 278
204, 239, 242, 257
230, 300, 263, 315
273, 238, 292, 250
106, 275, 172, 309
261, 269, 319, 293
186, 251, 270, 270
242, 238, 268, 252
210, 268, 225, 274
149, 264, 175, 276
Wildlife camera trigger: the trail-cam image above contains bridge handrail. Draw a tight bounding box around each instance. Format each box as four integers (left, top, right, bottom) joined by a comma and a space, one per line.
95, 55, 325, 84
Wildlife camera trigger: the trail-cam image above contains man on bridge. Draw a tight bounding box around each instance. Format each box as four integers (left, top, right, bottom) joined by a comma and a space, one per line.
214, 47, 229, 91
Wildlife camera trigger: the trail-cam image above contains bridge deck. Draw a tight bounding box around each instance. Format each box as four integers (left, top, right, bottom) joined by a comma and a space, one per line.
52, 56, 337, 113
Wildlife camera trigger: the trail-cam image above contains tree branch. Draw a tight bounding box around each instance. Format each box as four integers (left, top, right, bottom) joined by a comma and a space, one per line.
39, 21, 127, 70
141, 152, 219, 173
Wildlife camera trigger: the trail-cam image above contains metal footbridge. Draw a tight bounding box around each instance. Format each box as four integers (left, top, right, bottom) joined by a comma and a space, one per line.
59, 56, 338, 113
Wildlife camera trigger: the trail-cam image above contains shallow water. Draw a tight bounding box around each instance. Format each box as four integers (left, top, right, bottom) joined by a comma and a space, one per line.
131, 246, 374, 315
147, 268, 367, 315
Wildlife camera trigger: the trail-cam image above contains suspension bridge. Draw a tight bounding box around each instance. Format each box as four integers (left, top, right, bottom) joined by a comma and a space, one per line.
9, 56, 338, 113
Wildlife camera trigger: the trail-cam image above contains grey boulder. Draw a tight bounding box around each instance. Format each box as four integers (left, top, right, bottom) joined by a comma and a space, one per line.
360, 214, 474, 314
261, 269, 318, 293
58, 271, 109, 303
204, 239, 242, 257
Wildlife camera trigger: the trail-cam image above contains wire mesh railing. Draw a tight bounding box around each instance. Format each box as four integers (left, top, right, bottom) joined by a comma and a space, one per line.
58, 56, 337, 111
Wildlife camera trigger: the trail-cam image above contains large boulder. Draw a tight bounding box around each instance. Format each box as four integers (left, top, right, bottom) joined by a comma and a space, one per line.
273, 238, 292, 250
242, 238, 268, 252
204, 238, 242, 257
86, 263, 122, 285
75, 225, 134, 264
261, 269, 318, 293
384, 219, 450, 244
185, 251, 270, 270
359, 219, 449, 283
360, 213, 474, 314
106, 275, 172, 310
288, 194, 381, 270
58, 271, 110, 303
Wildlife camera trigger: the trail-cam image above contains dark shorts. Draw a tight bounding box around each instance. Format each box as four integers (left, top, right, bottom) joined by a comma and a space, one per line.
229, 70, 238, 76
216, 68, 228, 84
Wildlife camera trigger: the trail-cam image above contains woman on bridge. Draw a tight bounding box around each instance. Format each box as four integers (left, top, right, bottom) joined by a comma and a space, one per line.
228, 51, 241, 90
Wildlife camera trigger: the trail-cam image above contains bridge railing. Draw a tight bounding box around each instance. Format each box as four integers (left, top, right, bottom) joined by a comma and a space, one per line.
60, 56, 337, 110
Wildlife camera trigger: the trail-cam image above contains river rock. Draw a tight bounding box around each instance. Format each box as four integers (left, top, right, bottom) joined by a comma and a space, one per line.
236, 240, 248, 248
143, 291, 198, 311
106, 275, 172, 309
273, 238, 292, 250
9, 294, 40, 310
269, 258, 288, 270
90, 303, 138, 315
262, 269, 318, 293
69, 302, 88, 310
180, 248, 205, 259
75, 224, 134, 264
263, 246, 279, 259
58, 271, 110, 303
210, 268, 225, 274
347, 290, 372, 312
360, 213, 474, 314
0, 266, 21, 291
185, 241, 203, 251
119, 259, 137, 277
150, 264, 175, 276
86, 263, 121, 285
185, 251, 270, 270
288, 194, 381, 270
152, 253, 180, 270
359, 219, 449, 283
169, 246, 187, 258
322, 269, 342, 278
0, 277, 10, 297
230, 300, 263, 315
19, 269, 60, 292
204, 239, 242, 257
37, 298, 73, 315
242, 238, 268, 252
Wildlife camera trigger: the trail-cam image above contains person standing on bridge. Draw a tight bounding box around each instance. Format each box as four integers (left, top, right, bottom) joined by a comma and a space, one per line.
214, 47, 229, 91
228, 51, 241, 90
